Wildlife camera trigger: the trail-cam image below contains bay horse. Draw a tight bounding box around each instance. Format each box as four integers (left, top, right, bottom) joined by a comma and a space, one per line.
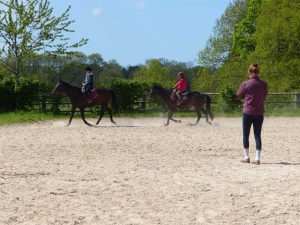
150, 85, 214, 126
51, 80, 117, 126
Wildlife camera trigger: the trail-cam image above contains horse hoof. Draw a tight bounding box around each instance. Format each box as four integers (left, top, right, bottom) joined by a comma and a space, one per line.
178, 120, 181, 123
164, 123, 169, 126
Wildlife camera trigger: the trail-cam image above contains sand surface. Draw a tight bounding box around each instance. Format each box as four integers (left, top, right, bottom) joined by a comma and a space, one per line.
0, 117, 299, 225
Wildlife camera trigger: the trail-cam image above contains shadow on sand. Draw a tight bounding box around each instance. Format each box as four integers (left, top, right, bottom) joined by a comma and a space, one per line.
261, 162, 300, 166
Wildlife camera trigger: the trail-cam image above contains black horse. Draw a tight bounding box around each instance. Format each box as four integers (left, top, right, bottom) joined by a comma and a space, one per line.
150, 86, 214, 125
51, 80, 117, 126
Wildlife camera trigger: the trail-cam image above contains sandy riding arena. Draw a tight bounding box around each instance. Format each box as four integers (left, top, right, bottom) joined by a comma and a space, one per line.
0, 117, 299, 225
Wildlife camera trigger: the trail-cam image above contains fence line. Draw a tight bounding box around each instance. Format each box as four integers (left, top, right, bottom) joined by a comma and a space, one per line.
35, 92, 300, 113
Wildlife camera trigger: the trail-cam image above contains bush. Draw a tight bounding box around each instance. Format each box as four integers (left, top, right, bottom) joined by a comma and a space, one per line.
16, 77, 40, 109
0, 75, 41, 111
0, 76, 16, 111
110, 79, 152, 111
219, 85, 242, 112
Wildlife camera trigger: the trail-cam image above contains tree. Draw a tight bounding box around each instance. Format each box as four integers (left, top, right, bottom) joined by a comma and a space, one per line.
158, 58, 189, 78
191, 67, 220, 92
66, 51, 88, 64
122, 65, 141, 79
250, 0, 300, 91
87, 53, 105, 68
133, 59, 175, 86
100, 59, 124, 83
231, 0, 262, 59
198, 0, 248, 67
0, 0, 88, 89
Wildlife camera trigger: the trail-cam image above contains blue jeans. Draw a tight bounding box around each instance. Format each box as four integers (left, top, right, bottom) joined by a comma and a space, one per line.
242, 113, 264, 151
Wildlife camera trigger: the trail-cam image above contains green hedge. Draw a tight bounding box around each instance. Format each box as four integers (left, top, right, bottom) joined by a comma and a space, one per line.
0, 76, 41, 111
0, 76, 157, 112
109, 79, 153, 111
219, 85, 242, 112
0, 76, 54, 111
0, 76, 15, 111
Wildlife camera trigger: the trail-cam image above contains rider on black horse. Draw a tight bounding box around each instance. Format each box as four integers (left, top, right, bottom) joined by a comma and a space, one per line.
173, 72, 188, 106
82, 66, 94, 103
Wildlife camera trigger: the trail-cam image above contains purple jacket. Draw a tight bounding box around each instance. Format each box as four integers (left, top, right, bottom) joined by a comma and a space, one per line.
236, 77, 268, 115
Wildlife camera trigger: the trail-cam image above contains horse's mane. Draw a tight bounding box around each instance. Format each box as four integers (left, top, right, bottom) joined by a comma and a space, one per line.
152, 85, 172, 94
152, 85, 164, 89
60, 80, 80, 90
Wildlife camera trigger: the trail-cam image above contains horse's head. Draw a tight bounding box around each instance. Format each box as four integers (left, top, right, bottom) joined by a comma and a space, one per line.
149, 85, 169, 102
51, 80, 65, 95
149, 86, 161, 102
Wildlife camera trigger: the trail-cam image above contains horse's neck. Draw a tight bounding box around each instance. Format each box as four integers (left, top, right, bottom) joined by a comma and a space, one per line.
162, 89, 172, 100
63, 85, 81, 97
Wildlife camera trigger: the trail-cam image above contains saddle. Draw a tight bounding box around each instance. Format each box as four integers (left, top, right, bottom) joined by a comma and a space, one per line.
171, 90, 189, 103
86, 90, 100, 102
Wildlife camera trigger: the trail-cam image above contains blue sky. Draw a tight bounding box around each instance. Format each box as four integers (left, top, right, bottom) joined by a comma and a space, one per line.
51, 0, 232, 67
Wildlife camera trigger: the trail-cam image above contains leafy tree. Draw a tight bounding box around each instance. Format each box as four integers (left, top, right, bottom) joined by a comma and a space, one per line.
60, 61, 85, 85
100, 59, 124, 84
122, 65, 141, 79
191, 68, 220, 93
232, 0, 262, 59
0, 0, 88, 89
133, 59, 175, 87
158, 58, 189, 79
219, 85, 242, 111
198, 0, 248, 67
88, 53, 105, 68
197, 0, 250, 93
66, 52, 88, 64
250, 0, 300, 91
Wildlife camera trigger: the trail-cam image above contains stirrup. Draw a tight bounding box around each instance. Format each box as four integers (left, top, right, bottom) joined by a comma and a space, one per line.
177, 100, 183, 106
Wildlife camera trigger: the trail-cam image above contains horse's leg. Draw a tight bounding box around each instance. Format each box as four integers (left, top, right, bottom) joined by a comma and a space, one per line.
190, 108, 201, 126
165, 111, 181, 125
66, 106, 76, 127
170, 117, 181, 123
201, 108, 209, 124
165, 111, 171, 126
107, 106, 116, 124
200, 103, 212, 125
202, 109, 212, 125
96, 108, 105, 125
169, 110, 181, 123
80, 108, 93, 127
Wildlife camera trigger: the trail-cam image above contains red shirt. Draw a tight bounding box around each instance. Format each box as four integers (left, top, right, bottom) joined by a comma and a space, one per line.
175, 78, 187, 91
236, 77, 268, 115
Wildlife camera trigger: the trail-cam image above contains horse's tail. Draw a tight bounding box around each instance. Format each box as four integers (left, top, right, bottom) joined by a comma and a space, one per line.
204, 94, 214, 121
110, 90, 118, 112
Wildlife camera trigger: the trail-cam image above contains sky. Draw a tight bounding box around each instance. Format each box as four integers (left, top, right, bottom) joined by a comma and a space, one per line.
51, 0, 232, 67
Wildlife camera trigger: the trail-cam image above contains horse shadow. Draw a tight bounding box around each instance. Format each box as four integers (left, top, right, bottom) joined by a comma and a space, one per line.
261, 162, 300, 166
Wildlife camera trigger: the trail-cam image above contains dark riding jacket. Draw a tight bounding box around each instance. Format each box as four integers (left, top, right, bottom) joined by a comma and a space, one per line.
82, 72, 94, 93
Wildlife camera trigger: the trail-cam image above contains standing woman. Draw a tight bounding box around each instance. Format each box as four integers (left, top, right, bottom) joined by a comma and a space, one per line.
236, 64, 268, 165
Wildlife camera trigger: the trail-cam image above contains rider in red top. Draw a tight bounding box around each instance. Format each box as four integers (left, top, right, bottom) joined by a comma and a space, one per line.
173, 72, 188, 105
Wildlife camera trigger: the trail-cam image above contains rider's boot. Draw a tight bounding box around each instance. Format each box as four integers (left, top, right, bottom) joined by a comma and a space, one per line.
177, 96, 183, 106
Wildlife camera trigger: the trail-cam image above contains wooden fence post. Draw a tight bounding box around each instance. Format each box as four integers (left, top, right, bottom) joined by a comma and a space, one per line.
296, 93, 300, 108
41, 95, 46, 112
141, 97, 146, 111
